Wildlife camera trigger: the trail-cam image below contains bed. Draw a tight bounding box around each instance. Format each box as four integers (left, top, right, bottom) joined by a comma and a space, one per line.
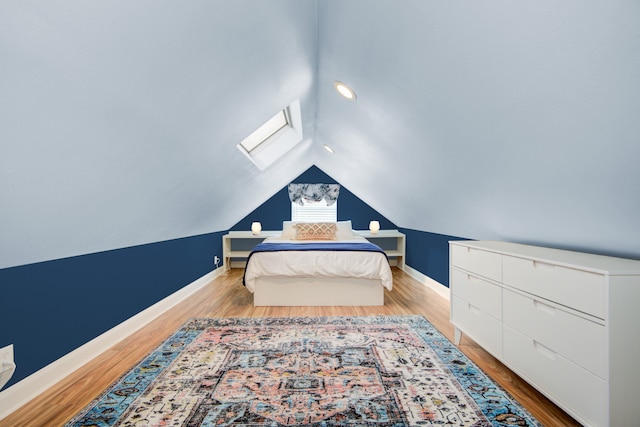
243, 221, 393, 306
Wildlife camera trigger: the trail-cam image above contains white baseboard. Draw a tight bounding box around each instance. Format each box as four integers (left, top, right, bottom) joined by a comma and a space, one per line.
0, 267, 223, 421
402, 264, 451, 301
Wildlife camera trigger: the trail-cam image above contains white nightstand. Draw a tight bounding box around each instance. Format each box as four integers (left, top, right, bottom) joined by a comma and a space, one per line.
354, 229, 406, 268
222, 231, 281, 271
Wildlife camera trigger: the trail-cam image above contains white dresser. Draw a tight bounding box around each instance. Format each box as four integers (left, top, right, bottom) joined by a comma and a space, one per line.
449, 240, 640, 427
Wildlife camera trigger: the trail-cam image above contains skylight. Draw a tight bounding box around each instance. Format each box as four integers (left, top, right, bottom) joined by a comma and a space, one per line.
237, 99, 303, 170
239, 109, 290, 153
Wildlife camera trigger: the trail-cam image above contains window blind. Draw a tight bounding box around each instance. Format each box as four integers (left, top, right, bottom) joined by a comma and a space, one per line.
291, 200, 337, 222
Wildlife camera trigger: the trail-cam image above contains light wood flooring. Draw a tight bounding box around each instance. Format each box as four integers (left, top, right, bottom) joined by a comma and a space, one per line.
1, 268, 581, 427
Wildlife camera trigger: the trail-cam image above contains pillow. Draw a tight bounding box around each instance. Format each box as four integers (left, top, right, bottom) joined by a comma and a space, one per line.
336, 220, 354, 239
281, 221, 296, 238
294, 222, 337, 240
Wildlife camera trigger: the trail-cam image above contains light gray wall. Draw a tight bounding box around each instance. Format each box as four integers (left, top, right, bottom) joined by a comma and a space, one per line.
2, 0, 639, 270
314, 0, 640, 259
0, 0, 318, 269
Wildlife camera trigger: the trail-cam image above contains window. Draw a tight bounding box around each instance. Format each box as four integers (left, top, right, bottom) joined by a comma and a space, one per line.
239, 109, 290, 154
236, 99, 303, 170
288, 183, 340, 222
291, 199, 337, 222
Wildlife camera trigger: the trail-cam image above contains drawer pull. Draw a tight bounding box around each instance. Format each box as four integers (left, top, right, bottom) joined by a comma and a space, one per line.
532, 260, 556, 271
468, 303, 481, 315
533, 300, 556, 314
467, 274, 482, 283
467, 247, 481, 256
533, 340, 557, 360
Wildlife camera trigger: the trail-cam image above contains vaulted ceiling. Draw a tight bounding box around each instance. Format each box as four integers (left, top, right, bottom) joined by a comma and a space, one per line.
2, 0, 639, 269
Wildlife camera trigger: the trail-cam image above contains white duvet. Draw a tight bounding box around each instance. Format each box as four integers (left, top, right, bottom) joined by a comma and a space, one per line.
243, 235, 393, 293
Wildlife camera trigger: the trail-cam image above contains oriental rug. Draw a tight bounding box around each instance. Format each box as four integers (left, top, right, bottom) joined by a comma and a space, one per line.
66, 316, 541, 426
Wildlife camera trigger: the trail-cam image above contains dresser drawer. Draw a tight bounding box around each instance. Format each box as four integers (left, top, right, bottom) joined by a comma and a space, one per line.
451, 268, 502, 320
503, 289, 606, 379
450, 244, 502, 282
451, 296, 502, 358
503, 325, 606, 427
502, 255, 606, 319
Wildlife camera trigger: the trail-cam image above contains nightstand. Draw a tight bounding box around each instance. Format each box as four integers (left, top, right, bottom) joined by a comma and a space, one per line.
354, 230, 406, 268
222, 231, 281, 271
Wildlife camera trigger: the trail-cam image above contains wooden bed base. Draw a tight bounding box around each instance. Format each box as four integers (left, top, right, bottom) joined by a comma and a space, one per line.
253, 276, 385, 306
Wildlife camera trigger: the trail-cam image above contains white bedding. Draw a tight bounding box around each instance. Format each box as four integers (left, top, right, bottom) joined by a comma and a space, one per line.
243, 235, 393, 293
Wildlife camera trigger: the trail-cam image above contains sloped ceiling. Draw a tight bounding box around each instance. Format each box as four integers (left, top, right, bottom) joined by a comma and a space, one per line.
1, 0, 639, 269
313, 0, 640, 258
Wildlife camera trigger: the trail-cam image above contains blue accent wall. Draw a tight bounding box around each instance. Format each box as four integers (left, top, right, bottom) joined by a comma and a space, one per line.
400, 228, 467, 287
232, 166, 467, 289
0, 231, 224, 388
232, 166, 397, 231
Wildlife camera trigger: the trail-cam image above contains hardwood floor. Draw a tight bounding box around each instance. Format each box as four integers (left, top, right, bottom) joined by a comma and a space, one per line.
1, 268, 581, 427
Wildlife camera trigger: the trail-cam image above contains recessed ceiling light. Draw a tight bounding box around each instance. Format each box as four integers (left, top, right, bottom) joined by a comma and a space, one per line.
323, 144, 335, 154
333, 81, 357, 101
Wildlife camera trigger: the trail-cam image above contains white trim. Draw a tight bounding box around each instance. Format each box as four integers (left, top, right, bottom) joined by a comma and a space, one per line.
402, 264, 450, 301
0, 268, 223, 421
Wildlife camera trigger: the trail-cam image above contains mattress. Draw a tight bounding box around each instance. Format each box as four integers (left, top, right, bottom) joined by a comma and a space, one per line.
243, 236, 393, 293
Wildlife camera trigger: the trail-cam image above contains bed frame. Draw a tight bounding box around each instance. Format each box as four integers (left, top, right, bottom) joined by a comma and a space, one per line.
253, 276, 385, 306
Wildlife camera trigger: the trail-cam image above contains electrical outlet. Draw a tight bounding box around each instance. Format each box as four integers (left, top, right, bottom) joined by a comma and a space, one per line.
0, 344, 14, 365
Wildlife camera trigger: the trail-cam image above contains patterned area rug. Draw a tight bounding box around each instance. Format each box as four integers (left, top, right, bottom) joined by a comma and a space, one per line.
66, 316, 541, 426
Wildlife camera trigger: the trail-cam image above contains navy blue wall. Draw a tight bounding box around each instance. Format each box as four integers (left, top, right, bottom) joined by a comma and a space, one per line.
0, 231, 224, 388
400, 228, 467, 287
232, 166, 396, 231
232, 166, 467, 288
231, 166, 468, 287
